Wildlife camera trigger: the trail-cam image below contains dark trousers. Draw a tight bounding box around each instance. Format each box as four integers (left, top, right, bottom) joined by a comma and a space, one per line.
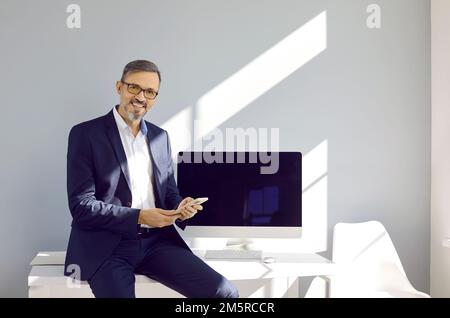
87, 230, 239, 298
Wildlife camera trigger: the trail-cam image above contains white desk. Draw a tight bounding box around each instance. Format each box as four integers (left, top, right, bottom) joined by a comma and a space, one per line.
28, 251, 336, 298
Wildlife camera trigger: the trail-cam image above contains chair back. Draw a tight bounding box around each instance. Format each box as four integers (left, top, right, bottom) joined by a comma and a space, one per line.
331, 221, 413, 294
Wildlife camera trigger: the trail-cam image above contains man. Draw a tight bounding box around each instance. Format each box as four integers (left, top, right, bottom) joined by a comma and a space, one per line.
64, 60, 239, 298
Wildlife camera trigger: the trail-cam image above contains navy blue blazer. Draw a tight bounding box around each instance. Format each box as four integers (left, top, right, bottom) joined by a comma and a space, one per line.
64, 108, 189, 281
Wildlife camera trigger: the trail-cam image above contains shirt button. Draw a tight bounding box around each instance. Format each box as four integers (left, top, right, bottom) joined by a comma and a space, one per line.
126, 202, 132, 207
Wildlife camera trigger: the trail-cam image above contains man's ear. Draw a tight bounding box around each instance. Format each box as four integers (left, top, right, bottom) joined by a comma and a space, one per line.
115, 81, 122, 94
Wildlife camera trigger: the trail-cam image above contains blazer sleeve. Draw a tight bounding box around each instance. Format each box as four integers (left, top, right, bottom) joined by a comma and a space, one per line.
162, 130, 188, 230
66, 125, 140, 236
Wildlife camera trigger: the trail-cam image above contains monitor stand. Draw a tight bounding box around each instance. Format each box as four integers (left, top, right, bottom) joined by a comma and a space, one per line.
225, 238, 259, 250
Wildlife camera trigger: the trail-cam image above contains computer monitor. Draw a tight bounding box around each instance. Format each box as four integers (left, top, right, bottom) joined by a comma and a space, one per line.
177, 152, 302, 241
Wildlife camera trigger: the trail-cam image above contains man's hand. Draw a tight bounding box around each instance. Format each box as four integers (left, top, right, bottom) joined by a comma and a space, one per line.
176, 197, 203, 221
138, 208, 181, 228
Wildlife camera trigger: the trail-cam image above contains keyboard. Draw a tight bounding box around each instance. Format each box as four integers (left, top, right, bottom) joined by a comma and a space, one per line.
203, 249, 263, 260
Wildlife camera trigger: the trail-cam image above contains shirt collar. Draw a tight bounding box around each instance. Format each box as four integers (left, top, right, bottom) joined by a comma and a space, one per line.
113, 105, 148, 136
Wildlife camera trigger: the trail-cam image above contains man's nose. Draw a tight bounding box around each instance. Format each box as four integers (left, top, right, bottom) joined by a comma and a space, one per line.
135, 90, 146, 101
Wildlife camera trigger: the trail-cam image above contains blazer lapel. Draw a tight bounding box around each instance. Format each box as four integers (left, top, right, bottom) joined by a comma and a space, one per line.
146, 124, 164, 207
104, 109, 132, 192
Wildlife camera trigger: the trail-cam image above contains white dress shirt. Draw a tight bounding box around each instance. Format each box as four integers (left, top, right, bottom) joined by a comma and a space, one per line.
113, 106, 156, 228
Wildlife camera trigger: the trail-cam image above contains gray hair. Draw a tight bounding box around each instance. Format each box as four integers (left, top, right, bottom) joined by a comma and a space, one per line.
121, 60, 161, 83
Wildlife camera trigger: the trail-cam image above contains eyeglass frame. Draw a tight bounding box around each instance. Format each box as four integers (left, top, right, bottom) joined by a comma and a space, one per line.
121, 81, 159, 100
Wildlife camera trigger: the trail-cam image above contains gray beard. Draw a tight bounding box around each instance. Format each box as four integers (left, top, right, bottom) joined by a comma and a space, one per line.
126, 111, 141, 121
125, 103, 146, 121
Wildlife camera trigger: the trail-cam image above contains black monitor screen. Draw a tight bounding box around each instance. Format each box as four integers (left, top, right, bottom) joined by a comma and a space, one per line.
177, 152, 302, 227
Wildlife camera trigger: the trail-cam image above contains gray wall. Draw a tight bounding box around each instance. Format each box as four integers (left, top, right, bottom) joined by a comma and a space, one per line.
0, 0, 430, 297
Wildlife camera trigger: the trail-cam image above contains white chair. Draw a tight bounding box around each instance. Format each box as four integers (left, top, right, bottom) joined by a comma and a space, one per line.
327, 221, 430, 298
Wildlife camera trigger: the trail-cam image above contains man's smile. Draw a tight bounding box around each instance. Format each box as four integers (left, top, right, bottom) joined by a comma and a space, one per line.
130, 100, 146, 108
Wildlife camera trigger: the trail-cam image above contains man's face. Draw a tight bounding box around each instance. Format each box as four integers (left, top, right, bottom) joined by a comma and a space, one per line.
116, 71, 160, 122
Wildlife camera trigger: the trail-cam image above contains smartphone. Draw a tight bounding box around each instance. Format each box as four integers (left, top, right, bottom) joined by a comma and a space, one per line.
186, 197, 209, 206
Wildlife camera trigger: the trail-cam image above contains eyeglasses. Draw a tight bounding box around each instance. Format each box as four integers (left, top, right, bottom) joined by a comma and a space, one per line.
121, 81, 159, 100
